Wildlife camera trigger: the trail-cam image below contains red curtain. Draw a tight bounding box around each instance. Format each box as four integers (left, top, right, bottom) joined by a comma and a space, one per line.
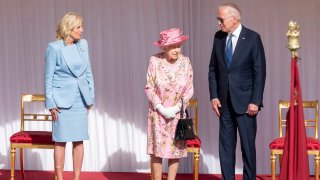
279, 57, 309, 179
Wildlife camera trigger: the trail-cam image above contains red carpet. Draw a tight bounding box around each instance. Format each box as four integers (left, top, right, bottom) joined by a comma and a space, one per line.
0, 170, 279, 180
1, 170, 318, 180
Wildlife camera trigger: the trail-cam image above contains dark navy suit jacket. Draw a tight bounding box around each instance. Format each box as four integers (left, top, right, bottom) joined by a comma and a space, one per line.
208, 26, 266, 114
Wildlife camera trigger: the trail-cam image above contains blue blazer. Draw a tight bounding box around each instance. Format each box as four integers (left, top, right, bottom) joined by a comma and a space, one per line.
44, 39, 94, 109
208, 26, 266, 114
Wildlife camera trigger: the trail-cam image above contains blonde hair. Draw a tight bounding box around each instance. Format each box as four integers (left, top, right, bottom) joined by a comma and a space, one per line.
56, 12, 83, 41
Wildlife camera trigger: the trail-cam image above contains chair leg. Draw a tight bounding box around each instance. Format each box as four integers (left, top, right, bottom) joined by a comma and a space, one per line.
270, 151, 276, 180
315, 154, 320, 180
10, 147, 16, 180
193, 150, 200, 180
20, 148, 25, 180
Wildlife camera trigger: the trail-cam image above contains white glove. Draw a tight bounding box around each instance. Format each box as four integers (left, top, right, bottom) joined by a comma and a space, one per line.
167, 105, 180, 116
156, 104, 175, 119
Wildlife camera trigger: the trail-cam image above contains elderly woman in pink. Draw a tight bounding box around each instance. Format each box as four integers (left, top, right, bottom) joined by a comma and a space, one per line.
145, 28, 194, 180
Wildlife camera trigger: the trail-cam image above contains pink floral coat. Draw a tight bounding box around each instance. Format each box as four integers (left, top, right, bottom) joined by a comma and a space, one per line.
145, 52, 194, 158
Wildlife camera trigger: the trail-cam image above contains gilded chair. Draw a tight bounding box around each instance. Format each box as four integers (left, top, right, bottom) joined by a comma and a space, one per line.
150, 98, 201, 180
9, 94, 56, 180
186, 98, 201, 180
269, 100, 320, 180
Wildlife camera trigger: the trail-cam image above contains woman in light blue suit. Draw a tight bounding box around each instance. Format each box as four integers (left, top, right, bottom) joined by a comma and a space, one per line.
44, 12, 94, 180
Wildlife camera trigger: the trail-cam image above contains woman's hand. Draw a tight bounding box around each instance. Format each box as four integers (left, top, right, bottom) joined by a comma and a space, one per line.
156, 104, 175, 119
49, 108, 60, 121
87, 105, 93, 112
167, 105, 180, 116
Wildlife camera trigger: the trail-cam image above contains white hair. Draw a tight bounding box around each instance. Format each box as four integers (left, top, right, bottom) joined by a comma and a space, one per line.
219, 2, 241, 21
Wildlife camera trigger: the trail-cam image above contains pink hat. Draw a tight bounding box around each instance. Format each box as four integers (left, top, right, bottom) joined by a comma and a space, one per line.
154, 28, 189, 47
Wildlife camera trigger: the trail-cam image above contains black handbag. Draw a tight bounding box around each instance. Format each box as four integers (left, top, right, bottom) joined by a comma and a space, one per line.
174, 100, 195, 141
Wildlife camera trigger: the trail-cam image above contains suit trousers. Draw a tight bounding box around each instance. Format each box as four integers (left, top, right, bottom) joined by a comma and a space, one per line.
219, 94, 257, 180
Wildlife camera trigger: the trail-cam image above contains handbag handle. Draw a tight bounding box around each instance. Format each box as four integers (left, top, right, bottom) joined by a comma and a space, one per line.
185, 109, 189, 118
180, 99, 189, 119
180, 99, 184, 118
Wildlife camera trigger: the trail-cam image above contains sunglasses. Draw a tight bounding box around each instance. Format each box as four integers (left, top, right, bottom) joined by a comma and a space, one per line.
216, 16, 233, 24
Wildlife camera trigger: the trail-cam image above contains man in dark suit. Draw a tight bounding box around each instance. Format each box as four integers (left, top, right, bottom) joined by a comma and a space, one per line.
208, 3, 266, 180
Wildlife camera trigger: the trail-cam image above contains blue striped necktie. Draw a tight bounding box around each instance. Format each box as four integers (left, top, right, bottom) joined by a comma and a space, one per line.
225, 34, 233, 67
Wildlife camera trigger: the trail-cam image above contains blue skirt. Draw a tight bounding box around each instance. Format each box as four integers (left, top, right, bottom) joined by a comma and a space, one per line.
52, 89, 89, 142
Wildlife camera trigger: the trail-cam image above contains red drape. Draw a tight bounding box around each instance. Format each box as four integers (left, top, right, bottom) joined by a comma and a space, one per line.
279, 57, 309, 180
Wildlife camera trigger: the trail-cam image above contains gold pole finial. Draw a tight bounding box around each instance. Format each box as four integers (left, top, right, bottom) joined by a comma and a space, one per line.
286, 21, 301, 58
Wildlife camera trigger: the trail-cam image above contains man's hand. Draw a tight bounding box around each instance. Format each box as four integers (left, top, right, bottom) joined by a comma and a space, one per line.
211, 99, 221, 117
247, 103, 258, 116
